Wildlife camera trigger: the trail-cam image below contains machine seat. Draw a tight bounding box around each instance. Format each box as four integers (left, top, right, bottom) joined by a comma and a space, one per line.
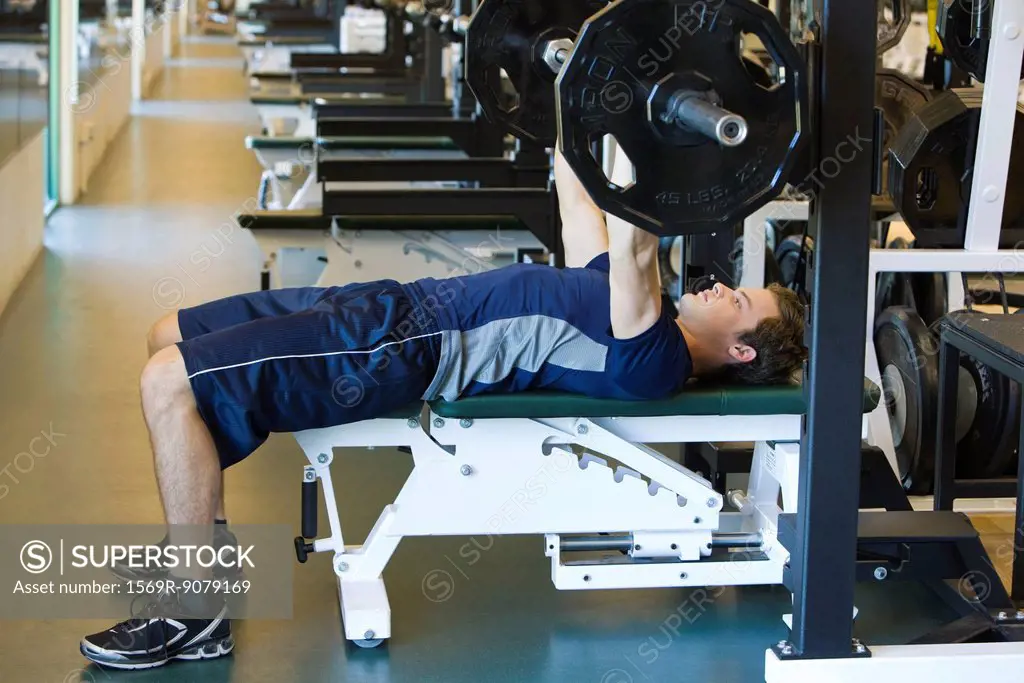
429, 380, 881, 419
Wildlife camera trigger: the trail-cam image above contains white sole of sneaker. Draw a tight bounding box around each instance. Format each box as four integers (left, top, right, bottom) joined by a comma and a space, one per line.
81, 635, 234, 670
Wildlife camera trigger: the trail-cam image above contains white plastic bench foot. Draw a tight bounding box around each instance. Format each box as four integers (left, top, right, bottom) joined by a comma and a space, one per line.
338, 576, 392, 644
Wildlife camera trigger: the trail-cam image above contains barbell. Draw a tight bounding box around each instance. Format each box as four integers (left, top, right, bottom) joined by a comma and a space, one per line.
465, 1, 749, 149
458, 0, 808, 236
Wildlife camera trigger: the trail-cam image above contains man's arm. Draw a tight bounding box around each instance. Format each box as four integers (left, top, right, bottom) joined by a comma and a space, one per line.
554, 146, 608, 268
606, 144, 663, 339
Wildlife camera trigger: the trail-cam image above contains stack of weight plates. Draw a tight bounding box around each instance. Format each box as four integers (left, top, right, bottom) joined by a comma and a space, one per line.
874, 256, 1021, 493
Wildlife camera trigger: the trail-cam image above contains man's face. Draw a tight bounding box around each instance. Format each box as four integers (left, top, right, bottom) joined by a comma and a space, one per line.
679, 283, 780, 360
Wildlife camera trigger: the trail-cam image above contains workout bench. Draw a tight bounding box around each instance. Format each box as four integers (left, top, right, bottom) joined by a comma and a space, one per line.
245, 135, 465, 211
238, 38, 334, 75
291, 381, 879, 647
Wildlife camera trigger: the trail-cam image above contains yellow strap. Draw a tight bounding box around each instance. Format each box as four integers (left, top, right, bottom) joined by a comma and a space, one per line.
929, 0, 944, 54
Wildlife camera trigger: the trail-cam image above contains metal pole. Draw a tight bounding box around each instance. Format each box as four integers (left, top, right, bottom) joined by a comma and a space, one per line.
559, 533, 763, 553
963, 0, 1024, 251
58, 0, 79, 203
787, 0, 876, 659
669, 93, 749, 147
131, 0, 145, 101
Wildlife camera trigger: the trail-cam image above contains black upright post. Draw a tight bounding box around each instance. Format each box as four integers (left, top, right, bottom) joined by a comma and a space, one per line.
452, 0, 477, 119
420, 25, 445, 102
788, 0, 876, 659
934, 336, 960, 510
683, 231, 736, 291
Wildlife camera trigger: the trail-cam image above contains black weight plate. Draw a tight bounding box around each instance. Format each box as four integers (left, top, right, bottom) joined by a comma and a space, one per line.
953, 349, 1021, 479
876, 69, 931, 152
556, 0, 807, 236
730, 235, 784, 288
877, 0, 911, 56
937, 0, 1024, 83
742, 55, 774, 89
888, 89, 1024, 241
874, 236, 915, 321
464, 0, 605, 146
875, 68, 932, 198
775, 234, 812, 291
1007, 308, 1024, 476
910, 271, 948, 328
874, 306, 940, 493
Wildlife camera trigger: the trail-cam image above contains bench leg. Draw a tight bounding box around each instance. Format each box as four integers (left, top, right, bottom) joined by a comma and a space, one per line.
336, 506, 401, 643
338, 577, 391, 645
744, 441, 782, 534
295, 432, 403, 645
743, 441, 800, 557
294, 114, 315, 139
286, 173, 320, 211
267, 172, 290, 211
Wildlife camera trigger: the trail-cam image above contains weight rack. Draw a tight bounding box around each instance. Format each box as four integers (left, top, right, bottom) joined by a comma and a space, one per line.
311, 0, 563, 262
767, 0, 1024, 679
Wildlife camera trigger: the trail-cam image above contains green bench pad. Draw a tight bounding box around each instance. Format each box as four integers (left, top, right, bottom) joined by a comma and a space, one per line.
0, 35, 48, 44
382, 403, 423, 420
245, 135, 459, 151
250, 71, 296, 80
318, 137, 459, 151
251, 96, 302, 105
239, 38, 327, 46
239, 211, 525, 232
429, 380, 881, 419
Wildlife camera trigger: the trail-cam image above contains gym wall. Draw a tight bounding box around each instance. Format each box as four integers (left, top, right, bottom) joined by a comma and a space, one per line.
0, 53, 48, 169
0, 132, 46, 317
74, 63, 133, 198
143, 20, 168, 93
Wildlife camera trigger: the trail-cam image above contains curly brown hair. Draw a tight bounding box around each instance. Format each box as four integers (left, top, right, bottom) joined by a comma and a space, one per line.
716, 284, 807, 385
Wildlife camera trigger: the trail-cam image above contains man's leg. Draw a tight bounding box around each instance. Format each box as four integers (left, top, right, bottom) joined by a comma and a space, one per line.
147, 312, 182, 357
146, 312, 226, 521
140, 346, 220, 573
80, 345, 232, 670
145, 285, 346, 519
83, 281, 440, 669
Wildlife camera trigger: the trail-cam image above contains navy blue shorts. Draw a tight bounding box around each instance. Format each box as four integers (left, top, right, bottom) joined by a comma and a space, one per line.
176, 282, 441, 469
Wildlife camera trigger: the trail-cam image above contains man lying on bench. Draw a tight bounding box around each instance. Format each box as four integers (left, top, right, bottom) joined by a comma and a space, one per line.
80, 145, 806, 670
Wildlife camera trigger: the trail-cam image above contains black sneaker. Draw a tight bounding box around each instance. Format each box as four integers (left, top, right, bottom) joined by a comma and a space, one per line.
80, 590, 233, 670
110, 525, 241, 582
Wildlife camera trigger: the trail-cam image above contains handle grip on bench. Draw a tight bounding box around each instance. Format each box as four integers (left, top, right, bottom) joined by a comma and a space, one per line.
302, 472, 318, 539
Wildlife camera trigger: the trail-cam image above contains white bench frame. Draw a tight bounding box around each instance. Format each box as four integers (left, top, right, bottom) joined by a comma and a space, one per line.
247, 223, 544, 289
244, 138, 469, 211
293, 408, 811, 645
240, 43, 337, 74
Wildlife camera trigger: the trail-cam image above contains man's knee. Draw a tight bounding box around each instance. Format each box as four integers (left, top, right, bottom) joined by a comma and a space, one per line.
147, 312, 182, 357
140, 346, 191, 415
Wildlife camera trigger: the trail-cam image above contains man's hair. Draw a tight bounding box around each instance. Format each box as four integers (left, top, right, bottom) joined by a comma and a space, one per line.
717, 284, 806, 385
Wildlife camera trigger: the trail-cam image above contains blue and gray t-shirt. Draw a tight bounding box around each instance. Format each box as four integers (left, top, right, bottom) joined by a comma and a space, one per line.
407, 253, 692, 402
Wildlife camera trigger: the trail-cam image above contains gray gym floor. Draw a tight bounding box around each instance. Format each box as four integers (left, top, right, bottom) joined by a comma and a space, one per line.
0, 37, 959, 683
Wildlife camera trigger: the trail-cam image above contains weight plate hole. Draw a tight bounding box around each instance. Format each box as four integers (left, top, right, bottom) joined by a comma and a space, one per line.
740, 32, 783, 93
496, 68, 519, 115
477, 63, 519, 116
591, 134, 633, 194
879, 0, 898, 30
915, 167, 938, 211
